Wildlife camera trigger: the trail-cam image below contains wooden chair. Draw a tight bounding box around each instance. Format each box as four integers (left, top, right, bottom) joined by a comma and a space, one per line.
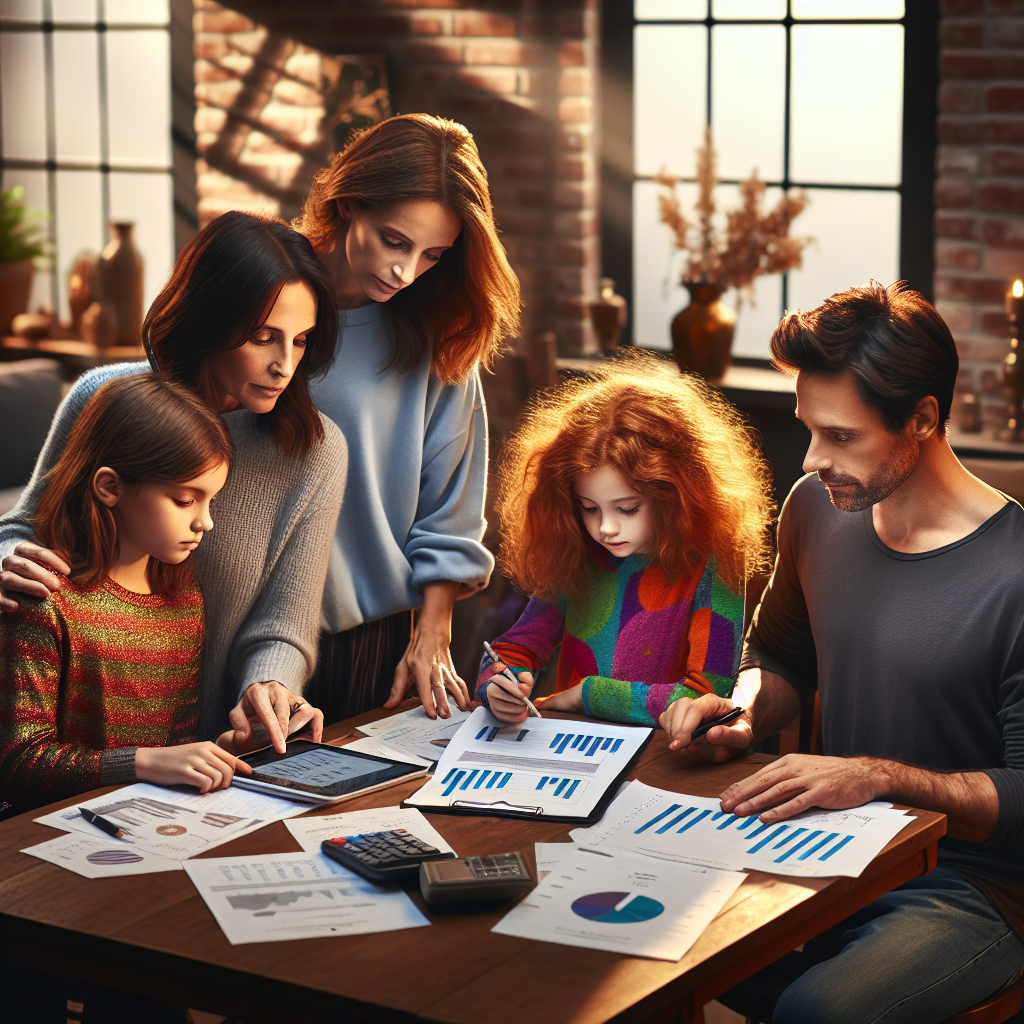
938, 972, 1024, 1024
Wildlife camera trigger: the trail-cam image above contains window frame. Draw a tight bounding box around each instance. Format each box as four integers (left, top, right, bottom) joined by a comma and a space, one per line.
600, 0, 938, 363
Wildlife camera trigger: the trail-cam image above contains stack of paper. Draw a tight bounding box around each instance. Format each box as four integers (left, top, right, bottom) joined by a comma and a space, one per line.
24, 782, 312, 876
183, 852, 429, 945
353, 705, 473, 764
494, 845, 745, 961
569, 781, 913, 878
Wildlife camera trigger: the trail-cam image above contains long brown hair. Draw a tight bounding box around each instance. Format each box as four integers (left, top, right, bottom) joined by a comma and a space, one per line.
497, 354, 774, 598
143, 211, 338, 456
35, 374, 234, 596
296, 113, 521, 383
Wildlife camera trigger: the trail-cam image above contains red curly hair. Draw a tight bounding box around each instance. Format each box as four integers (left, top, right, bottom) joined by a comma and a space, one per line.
497, 354, 774, 598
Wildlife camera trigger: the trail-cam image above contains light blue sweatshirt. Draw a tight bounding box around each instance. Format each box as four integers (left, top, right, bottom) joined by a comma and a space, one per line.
311, 302, 494, 633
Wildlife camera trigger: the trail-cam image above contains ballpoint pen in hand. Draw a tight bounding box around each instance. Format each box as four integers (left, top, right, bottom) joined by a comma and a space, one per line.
690, 706, 745, 740
483, 640, 542, 718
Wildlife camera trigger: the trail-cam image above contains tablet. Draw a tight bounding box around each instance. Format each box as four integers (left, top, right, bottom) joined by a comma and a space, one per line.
232, 739, 428, 804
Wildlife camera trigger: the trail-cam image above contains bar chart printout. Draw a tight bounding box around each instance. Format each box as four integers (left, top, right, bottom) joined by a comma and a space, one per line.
570, 781, 914, 878
405, 708, 651, 819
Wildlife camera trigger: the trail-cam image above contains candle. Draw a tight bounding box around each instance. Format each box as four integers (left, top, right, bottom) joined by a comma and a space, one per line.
1006, 279, 1024, 321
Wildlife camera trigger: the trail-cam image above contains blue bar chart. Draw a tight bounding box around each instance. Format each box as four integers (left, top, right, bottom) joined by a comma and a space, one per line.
630, 805, 857, 865
548, 732, 624, 756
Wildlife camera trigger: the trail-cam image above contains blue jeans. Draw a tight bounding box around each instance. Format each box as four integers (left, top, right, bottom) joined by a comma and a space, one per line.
718, 868, 1024, 1024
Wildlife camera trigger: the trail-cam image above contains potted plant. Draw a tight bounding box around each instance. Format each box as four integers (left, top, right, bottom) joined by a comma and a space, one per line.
657, 129, 810, 382
0, 186, 49, 336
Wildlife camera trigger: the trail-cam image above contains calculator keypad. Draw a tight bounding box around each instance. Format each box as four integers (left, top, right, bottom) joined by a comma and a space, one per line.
467, 853, 530, 879
325, 828, 440, 869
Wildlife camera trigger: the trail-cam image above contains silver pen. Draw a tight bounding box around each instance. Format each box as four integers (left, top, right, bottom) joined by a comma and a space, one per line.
483, 640, 542, 718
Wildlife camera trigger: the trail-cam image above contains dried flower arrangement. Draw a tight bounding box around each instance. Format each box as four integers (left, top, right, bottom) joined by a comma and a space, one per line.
656, 128, 810, 303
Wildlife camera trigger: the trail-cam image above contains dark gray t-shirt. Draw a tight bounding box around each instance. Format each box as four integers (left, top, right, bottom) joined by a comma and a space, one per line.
742, 474, 1024, 937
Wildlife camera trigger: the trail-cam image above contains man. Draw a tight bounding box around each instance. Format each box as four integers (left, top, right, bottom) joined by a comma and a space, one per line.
662, 281, 1024, 1024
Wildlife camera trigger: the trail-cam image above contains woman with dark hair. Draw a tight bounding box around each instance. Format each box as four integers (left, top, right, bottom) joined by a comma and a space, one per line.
295, 112, 521, 724
0, 211, 348, 752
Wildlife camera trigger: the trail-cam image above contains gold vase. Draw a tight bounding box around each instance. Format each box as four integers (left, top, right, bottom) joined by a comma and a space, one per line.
670, 281, 736, 384
97, 222, 143, 347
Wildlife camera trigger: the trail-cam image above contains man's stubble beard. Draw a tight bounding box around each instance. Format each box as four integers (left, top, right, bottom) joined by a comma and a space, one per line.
819, 433, 919, 513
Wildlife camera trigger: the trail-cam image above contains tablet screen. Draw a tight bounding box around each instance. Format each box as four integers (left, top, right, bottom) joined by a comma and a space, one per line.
240, 741, 420, 797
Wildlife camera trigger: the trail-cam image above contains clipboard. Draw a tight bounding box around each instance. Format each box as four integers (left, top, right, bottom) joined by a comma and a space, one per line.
401, 713, 653, 825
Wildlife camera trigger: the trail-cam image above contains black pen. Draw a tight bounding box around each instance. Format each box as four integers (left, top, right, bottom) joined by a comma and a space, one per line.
79, 807, 133, 840
690, 706, 745, 740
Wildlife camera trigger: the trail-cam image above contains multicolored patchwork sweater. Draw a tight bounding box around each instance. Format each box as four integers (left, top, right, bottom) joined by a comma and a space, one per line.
476, 550, 744, 727
0, 574, 203, 807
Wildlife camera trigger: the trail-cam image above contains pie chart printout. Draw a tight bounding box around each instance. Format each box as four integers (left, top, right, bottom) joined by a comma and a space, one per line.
570, 891, 665, 924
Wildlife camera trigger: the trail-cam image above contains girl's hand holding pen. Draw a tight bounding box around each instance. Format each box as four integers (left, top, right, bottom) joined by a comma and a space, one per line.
486, 662, 536, 723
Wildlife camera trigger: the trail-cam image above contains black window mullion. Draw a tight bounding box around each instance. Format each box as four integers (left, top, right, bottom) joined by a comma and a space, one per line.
98, 0, 110, 244
42, 0, 59, 312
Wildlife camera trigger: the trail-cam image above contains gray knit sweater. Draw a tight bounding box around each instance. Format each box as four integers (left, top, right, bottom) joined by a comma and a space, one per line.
0, 362, 348, 749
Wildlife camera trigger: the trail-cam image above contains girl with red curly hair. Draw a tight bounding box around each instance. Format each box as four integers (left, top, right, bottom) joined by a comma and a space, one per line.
477, 355, 774, 728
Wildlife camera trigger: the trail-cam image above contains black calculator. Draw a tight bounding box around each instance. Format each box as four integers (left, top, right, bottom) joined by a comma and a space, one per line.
320, 828, 455, 883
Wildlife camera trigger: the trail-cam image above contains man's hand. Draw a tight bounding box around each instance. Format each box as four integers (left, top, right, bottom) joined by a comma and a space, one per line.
0, 542, 70, 612
719, 753, 888, 822
223, 681, 324, 755
485, 664, 536, 723
659, 694, 754, 762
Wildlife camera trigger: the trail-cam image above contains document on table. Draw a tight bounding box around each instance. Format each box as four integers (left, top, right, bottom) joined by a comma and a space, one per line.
493, 845, 745, 961
21, 832, 182, 877
570, 781, 914, 878
184, 851, 430, 945
404, 707, 651, 820
534, 842, 574, 880
34, 783, 310, 862
354, 705, 472, 764
285, 806, 455, 856
342, 735, 432, 768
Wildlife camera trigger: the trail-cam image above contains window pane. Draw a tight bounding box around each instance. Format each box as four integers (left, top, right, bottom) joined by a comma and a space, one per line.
634, 24, 706, 177
105, 0, 169, 24
790, 25, 903, 186
793, 0, 903, 18
786, 188, 900, 313
52, 0, 96, 20
0, 0, 43, 21
1, 168, 53, 313
712, 0, 786, 19
55, 170, 103, 321
712, 24, 785, 182
635, 0, 707, 20
109, 172, 174, 311
633, 179, 787, 359
1, 32, 47, 160
53, 30, 101, 161
105, 30, 171, 166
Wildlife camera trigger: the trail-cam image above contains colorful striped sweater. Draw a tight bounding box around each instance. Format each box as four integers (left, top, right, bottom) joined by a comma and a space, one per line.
0, 574, 203, 807
476, 550, 744, 727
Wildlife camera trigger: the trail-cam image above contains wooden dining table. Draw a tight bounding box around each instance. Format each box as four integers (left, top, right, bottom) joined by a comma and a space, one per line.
0, 707, 945, 1024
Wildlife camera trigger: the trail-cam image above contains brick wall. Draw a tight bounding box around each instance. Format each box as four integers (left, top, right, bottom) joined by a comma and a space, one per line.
192, 0, 600, 355
935, 0, 1024, 421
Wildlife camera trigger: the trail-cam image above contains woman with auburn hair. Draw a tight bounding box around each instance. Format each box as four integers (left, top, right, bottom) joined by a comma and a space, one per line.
0, 211, 347, 752
294, 112, 521, 723
476, 354, 774, 731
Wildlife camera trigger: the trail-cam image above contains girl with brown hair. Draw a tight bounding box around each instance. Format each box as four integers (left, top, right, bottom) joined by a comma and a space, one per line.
295, 112, 521, 723
476, 354, 774, 730
0, 212, 347, 752
0, 374, 252, 809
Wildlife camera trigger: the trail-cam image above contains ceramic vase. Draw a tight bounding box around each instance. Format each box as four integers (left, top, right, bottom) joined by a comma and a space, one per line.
97, 222, 143, 347
0, 258, 34, 336
670, 281, 736, 384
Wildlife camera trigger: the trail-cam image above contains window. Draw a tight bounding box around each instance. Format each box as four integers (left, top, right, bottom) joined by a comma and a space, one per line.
601, 0, 938, 360
0, 0, 174, 321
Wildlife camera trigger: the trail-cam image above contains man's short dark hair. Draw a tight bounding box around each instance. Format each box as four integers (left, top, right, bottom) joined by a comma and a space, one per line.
770, 280, 959, 433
